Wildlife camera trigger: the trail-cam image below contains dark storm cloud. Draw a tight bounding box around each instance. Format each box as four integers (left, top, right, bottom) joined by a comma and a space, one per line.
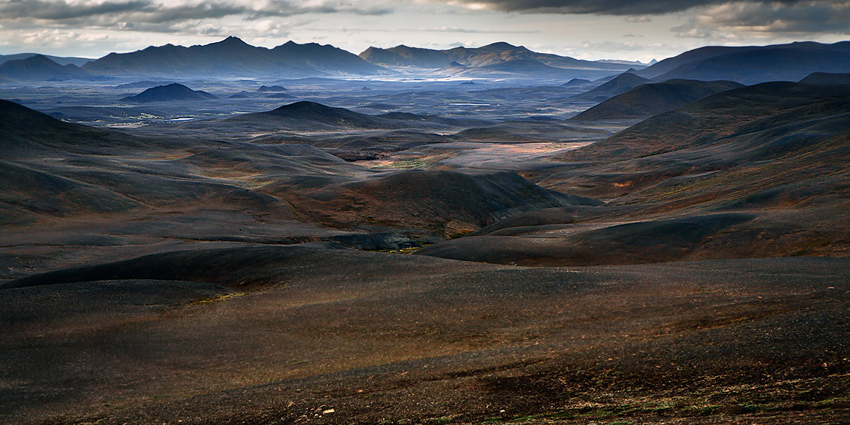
674, 1, 850, 38
441, 0, 850, 37
0, 0, 152, 20
0, 0, 389, 26
444, 0, 804, 14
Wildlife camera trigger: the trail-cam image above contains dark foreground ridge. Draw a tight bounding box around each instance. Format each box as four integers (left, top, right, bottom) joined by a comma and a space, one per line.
2, 248, 848, 424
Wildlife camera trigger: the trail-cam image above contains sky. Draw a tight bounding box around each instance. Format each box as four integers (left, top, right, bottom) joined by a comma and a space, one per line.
0, 0, 848, 62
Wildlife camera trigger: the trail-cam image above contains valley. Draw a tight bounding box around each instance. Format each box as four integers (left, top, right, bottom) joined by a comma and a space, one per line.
1, 38, 848, 425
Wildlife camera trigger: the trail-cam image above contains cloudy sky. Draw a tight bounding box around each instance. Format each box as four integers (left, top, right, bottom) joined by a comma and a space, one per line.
0, 0, 848, 62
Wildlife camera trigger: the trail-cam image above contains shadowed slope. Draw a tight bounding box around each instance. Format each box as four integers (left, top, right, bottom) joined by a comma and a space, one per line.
635, 41, 850, 83
1, 247, 847, 424
0, 99, 158, 158
0, 100, 370, 224
558, 82, 850, 210
122, 83, 217, 103
0, 52, 91, 67
416, 213, 755, 266
651, 47, 850, 85
571, 79, 743, 121
270, 169, 600, 236
0, 55, 92, 81
2, 245, 355, 290
571, 72, 650, 102
417, 82, 850, 267
801, 72, 850, 85
266, 101, 383, 126
225, 101, 484, 131
562, 82, 850, 165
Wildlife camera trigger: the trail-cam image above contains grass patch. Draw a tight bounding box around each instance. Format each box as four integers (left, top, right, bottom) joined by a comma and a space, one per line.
187, 292, 245, 306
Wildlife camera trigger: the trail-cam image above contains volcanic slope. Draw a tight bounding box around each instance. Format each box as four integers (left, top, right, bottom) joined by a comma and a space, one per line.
571, 79, 743, 121
272, 169, 599, 236
1, 245, 848, 425
418, 81, 850, 266
0, 99, 587, 278
122, 83, 217, 102
0, 101, 372, 227
0, 55, 92, 81
801, 72, 850, 85
636, 41, 850, 84
193, 100, 490, 136
571, 72, 650, 102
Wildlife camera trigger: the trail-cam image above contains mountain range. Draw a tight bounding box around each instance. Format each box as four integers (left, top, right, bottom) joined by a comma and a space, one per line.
1, 38, 849, 84
0, 55, 93, 81
570, 72, 650, 102
0, 53, 91, 67
359, 42, 641, 71
571, 79, 744, 121
82, 36, 383, 78
635, 41, 850, 85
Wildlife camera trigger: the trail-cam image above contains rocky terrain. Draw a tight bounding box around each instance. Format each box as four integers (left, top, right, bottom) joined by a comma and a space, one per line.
1, 40, 849, 425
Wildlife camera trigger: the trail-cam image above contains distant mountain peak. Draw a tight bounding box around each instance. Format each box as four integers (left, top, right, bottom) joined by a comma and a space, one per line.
211, 36, 251, 47
481, 41, 519, 49
272, 101, 332, 114
0, 54, 90, 81
5, 54, 66, 68
83, 37, 382, 77
358, 41, 638, 75
258, 85, 287, 92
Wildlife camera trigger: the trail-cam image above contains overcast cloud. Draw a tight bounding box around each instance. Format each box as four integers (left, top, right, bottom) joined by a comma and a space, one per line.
675, 1, 850, 39
436, 0, 819, 14
0, 0, 847, 61
0, 0, 391, 24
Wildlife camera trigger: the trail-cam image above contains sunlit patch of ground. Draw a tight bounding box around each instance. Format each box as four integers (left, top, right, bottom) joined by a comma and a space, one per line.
355, 142, 593, 171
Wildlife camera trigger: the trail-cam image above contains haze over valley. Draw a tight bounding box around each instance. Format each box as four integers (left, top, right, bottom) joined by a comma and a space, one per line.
2, 18, 849, 425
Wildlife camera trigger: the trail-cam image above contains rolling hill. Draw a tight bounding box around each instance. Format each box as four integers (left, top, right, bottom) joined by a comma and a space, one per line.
571, 79, 743, 121
637, 41, 850, 84
274, 169, 600, 235
0, 53, 92, 67
418, 81, 850, 266
570, 72, 650, 102
1, 99, 566, 238
225, 101, 401, 131
0, 99, 150, 158
565, 81, 850, 164
121, 83, 217, 103
0, 55, 93, 81
223, 101, 482, 132
801, 72, 850, 85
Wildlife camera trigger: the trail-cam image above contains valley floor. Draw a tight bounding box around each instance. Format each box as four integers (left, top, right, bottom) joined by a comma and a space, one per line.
1, 78, 849, 424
